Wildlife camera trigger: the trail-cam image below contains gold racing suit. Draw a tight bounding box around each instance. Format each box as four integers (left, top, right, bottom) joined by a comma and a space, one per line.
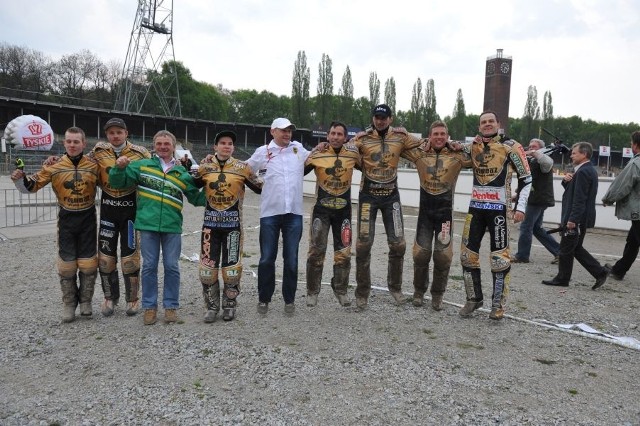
195, 156, 262, 316
402, 145, 472, 299
15, 154, 100, 311
91, 141, 150, 305
304, 145, 361, 298
351, 126, 422, 299
461, 135, 531, 310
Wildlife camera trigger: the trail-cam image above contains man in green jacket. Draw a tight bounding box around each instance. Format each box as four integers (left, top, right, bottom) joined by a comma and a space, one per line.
109, 130, 205, 325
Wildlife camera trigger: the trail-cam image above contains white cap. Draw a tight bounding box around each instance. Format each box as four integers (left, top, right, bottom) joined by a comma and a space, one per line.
271, 117, 296, 130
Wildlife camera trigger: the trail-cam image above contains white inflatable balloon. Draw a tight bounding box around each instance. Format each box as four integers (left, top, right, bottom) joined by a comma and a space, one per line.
3, 115, 55, 151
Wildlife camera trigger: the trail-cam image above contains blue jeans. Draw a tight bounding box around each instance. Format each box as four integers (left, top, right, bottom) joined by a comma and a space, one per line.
258, 214, 303, 304
516, 204, 560, 261
140, 231, 182, 309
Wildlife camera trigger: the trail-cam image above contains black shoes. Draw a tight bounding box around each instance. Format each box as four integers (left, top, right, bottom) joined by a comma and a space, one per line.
541, 279, 569, 287
592, 265, 611, 290
605, 263, 624, 281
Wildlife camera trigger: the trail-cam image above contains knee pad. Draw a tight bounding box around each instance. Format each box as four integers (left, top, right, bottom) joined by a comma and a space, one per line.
78, 255, 98, 275
432, 248, 452, 270
98, 254, 117, 274
460, 245, 480, 268
490, 248, 510, 272
57, 258, 77, 279
333, 247, 351, 268
199, 263, 218, 286
412, 242, 432, 264
222, 264, 242, 288
388, 239, 406, 258
121, 251, 141, 274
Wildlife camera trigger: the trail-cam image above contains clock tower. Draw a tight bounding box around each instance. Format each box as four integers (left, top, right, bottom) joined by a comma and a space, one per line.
483, 49, 512, 134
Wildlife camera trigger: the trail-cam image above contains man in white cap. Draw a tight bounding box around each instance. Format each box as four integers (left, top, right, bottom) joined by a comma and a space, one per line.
246, 118, 311, 315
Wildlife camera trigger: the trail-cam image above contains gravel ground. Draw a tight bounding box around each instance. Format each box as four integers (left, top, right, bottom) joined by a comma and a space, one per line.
1, 189, 639, 425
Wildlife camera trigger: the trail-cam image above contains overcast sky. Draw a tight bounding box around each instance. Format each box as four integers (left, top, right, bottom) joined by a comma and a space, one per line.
3, 0, 639, 125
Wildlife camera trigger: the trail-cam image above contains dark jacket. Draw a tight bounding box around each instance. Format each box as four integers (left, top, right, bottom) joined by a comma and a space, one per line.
527, 154, 555, 207
561, 161, 598, 228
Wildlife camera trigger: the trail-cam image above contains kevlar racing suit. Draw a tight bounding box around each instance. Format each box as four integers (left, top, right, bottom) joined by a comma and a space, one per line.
351, 126, 422, 300
15, 154, 100, 315
195, 156, 262, 317
92, 141, 150, 307
304, 145, 361, 299
402, 145, 472, 300
461, 135, 531, 310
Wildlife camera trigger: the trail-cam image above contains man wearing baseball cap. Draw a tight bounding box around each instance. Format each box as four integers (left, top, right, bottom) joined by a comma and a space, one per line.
194, 130, 262, 323
246, 117, 310, 315
350, 104, 422, 309
94, 118, 151, 317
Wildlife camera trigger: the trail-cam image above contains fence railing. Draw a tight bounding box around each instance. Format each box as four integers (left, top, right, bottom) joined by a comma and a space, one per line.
0, 187, 58, 228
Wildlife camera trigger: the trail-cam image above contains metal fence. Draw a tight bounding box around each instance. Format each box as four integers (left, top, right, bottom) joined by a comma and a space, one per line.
0, 187, 58, 228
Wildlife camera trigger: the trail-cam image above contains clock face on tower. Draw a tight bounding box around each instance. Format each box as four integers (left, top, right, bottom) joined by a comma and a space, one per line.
500, 62, 510, 74
487, 62, 496, 75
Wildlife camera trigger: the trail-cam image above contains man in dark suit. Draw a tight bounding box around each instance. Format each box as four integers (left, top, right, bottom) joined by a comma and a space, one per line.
542, 142, 610, 289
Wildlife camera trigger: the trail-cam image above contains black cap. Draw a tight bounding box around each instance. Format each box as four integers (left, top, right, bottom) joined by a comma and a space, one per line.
372, 104, 392, 118
214, 130, 237, 144
103, 118, 127, 131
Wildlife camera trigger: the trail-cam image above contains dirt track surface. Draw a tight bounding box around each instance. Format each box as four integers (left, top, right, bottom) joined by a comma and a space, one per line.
1, 188, 639, 425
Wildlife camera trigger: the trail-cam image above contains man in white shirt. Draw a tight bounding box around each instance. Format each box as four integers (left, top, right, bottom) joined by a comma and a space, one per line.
246, 118, 310, 315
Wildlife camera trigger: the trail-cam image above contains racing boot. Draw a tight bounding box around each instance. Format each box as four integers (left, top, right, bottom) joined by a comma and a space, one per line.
78, 271, 97, 317
60, 277, 78, 323
412, 245, 431, 307
306, 260, 323, 307
489, 270, 509, 321
99, 271, 115, 317
388, 241, 406, 304
459, 267, 484, 317
331, 265, 351, 307
202, 281, 220, 323
222, 284, 239, 321
123, 272, 141, 316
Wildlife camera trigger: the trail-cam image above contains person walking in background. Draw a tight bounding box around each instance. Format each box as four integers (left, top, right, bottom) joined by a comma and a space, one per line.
602, 131, 640, 281
304, 121, 361, 307
246, 118, 310, 315
542, 142, 610, 289
109, 130, 204, 325
459, 111, 531, 320
402, 120, 471, 311
350, 104, 422, 309
511, 138, 561, 264
12, 127, 99, 323
195, 130, 262, 323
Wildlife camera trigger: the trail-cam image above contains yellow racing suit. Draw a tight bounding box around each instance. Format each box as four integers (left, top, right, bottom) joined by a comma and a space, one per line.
461, 135, 531, 311
402, 145, 472, 300
351, 126, 422, 301
195, 156, 262, 319
91, 141, 150, 307
15, 154, 100, 314
304, 144, 361, 300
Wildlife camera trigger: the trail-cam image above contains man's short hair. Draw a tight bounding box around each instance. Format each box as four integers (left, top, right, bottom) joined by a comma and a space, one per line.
429, 120, 448, 133
153, 130, 177, 147
572, 141, 593, 159
529, 138, 545, 148
631, 131, 640, 146
479, 110, 500, 123
66, 126, 86, 140
329, 121, 348, 137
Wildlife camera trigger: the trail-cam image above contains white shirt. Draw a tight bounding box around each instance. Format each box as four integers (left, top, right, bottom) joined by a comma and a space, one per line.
247, 140, 310, 218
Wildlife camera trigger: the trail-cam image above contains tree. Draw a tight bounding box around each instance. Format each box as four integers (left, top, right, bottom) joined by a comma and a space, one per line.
291, 50, 311, 128
352, 96, 373, 129
337, 65, 354, 125
51, 49, 101, 100
316, 53, 334, 128
229, 89, 289, 125
541, 90, 554, 138
0, 43, 53, 95
424, 78, 439, 129
408, 78, 424, 133
448, 89, 467, 139
522, 85, 541, 141
368, 72, 380, 109
384, 77, 396, 113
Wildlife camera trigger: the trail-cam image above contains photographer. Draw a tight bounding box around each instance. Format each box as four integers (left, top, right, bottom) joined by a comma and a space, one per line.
511, 138, 560, 264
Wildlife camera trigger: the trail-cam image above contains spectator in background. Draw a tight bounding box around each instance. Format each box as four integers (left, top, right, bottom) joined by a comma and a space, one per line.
511, 138, 561, 264
602, 131, 640, 281
542, 142, 610, 290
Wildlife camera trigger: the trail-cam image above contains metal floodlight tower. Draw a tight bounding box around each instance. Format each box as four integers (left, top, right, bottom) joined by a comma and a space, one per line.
115, 0, 181, 117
